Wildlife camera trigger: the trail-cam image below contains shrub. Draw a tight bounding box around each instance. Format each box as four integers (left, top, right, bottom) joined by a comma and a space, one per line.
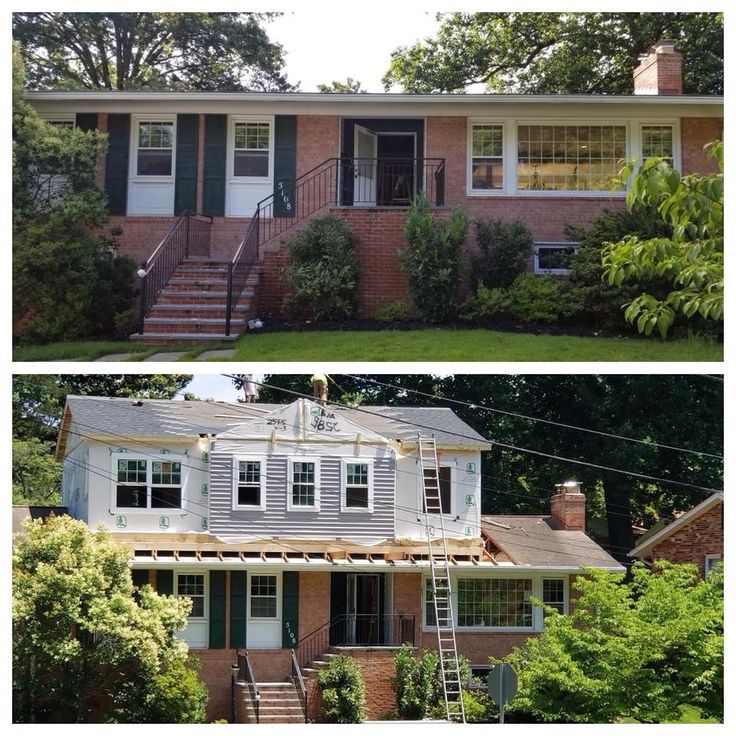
375, 300, 412, 323
399, 192, 468, 322
282, 216, 359, 321
317, 654, 366, 723
475, 219, 533, 289
393, 644, 438, 719
461, 275, 580, 325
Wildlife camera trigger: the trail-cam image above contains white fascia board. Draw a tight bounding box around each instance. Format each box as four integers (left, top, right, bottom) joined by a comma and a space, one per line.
26, 91, 723, 119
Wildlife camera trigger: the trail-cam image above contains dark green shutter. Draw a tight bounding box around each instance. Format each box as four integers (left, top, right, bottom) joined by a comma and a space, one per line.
273, 115, 297, 217
132, 569, 150, 588
76, 113, 98, 132
105, 113, 130, 215
202, 114, 226, 216
156, 569, 173, 595
329, 572, 347, 646
282, 571, 299, 648
230, 571, 248, 649
210, 570, 226, 649
175, 113, 199, 215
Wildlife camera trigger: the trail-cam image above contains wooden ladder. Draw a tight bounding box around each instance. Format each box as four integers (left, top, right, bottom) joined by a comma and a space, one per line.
418, 434, 466, 724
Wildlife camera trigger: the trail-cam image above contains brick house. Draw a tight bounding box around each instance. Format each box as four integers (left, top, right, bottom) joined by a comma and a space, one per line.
629, 492, 723, 577
55, 394, 621, 722
25, 41, 722, 341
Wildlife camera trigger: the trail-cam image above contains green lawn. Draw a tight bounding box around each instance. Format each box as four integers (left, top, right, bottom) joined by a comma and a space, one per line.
622, 705, 718, 724
13, 330, 722, 362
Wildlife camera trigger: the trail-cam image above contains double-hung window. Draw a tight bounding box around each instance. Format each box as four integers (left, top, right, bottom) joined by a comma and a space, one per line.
289, 459, 320, 511
542, 578, 566, 616
640, 124, 674, 165
136, 121, 174, 176
250, 575, 278, 618
233, 458, 266, 509
470, 123, 504, 191
233, 121, 271, 177
343, 460, 373, 511
115, 456, 183, 510
176, 573, 206, 618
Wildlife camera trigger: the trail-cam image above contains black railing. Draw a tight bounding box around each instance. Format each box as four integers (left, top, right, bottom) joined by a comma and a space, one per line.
237, 649, 260, 724
290, 648, 308, 719
296, 614, 416, 669
137, 210, 212, 333
224, 157, 445, 335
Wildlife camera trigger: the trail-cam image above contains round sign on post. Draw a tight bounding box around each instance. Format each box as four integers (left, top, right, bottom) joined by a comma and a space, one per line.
487, 663, 518, 724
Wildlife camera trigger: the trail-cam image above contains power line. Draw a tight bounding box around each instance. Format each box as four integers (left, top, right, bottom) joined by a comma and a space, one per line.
226, 377, 723, 495
343, 374, 723, 459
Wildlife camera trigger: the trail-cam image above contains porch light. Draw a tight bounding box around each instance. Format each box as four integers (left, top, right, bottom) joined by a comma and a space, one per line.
136, 268, 146, 278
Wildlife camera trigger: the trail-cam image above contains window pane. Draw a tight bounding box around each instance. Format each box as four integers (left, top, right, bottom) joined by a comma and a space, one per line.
641, 125, 673, 163
250, 575, 277, 618
137, 149, 172, 176
458, 579, 491, 626
490, 579, 532, 627
151, 486, 182, 509
472, 160, 503, 190
346, 486, 369, 508
237, 485, 261, 506
425, 578, 437, 627
118, 459, 147, 483
152, 461, 181, 485
177, 574, 205, 618
234, 151, 269, 177
292, 462, 315, 506
536, 245, 576, 272
471, 125, 503, 190
543, 579, 565, 615
239, 461, 261, 484
517, 125, 626, 191
117, 484, 146, 508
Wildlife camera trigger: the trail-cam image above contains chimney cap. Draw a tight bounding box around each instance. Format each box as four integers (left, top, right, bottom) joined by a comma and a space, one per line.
555, 480, 583, 494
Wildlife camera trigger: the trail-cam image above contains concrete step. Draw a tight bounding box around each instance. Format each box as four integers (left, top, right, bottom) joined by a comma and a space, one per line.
141, 319, 246, 335
150, 305, 251, 319
129, 332, 240, 343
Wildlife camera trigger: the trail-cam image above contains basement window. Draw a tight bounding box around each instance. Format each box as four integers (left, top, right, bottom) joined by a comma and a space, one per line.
534, 242, 579, 275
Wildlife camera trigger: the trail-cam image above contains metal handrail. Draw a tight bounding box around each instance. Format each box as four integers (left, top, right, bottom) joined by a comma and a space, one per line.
290, 648, 308, 720
137, 210, 213, 334
223, 157, 445, 335
237, 649, 261, 724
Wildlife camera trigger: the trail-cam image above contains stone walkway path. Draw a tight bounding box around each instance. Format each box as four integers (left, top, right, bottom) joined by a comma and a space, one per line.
93, 348, 236, 362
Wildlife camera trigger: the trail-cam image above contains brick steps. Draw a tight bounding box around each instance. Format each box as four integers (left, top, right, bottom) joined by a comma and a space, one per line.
237, 681, 306, 724
131, 256, 258, 343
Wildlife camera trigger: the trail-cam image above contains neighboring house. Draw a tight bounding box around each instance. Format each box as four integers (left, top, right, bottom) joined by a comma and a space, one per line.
55, 394, 622, 721
25, 41, 723, 341
629, 492, 723, 577
12, 505, 68, 534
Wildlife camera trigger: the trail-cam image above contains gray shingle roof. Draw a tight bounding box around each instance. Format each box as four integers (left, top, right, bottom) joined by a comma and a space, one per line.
482, 515, 622, 569
13, 506, 68, 534
61, 396, 490, 449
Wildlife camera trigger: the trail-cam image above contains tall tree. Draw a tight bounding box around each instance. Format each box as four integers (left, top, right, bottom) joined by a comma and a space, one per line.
13, 375, 192, 506
383, 13, 723, 95
13, 515, 208, 722
317, 78, 367, 94
13, 12, 293, 91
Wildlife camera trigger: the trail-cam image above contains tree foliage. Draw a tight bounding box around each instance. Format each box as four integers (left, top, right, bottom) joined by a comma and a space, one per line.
383, 13, 723, 94
13, 12, 292, 91
399, 192, 468, 322
603, 142, 723, 337
316, 77, 366, 93
13, 45, 137, 342
13, 515, 208, 722
474, 219, 533, 290
503, 562, 723, 723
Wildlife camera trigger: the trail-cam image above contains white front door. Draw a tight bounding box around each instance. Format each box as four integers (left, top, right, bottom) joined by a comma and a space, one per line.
353, 125, 377, 206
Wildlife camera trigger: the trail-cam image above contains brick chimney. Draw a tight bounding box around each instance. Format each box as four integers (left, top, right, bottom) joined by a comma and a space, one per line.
633, 40, 682, 95
550, 481, 586, 532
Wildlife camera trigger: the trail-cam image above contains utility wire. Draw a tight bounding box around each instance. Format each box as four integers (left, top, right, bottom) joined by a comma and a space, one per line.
343, 374, 723, 459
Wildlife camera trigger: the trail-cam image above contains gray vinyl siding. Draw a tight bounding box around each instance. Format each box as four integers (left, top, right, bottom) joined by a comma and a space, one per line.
209, 454, 395, 538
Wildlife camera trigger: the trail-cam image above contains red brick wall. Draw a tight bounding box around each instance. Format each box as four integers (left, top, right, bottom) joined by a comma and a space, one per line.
299, 571, 331, 640
296, 115, 339, 178
681, 117, 723, 174
650, 502, 723, 577
634, 50, 683, 95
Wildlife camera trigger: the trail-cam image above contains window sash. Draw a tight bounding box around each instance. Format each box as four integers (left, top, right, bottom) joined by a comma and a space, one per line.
136, 121, 173, 176
114, 456, 182, 510
542, 578, 565, 615
236, 460, 262, 507
534, 242, 578, 274
471, 124, 504, 190
250, 574, 277, 618
291, 461, 316, 508
345, 462, 370, 509
177, 573, 205, 618
641, 125, 674, 164
233, 121, 270, 178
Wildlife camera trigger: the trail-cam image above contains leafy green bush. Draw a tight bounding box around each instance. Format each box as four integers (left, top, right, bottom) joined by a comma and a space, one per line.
461, 275, 580, 325
461, 690, 490, 723
475, 219, 533, 288
399, 192, 468, 322
393, 644, 438, 719
282, 216, 359, 321
317, 654, 367, 723
375, 300, 412, 323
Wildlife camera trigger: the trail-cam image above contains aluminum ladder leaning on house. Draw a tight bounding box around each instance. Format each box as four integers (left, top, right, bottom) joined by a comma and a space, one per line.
418, 434, 466, 724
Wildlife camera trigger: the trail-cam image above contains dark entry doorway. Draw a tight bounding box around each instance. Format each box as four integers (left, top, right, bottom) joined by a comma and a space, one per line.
330, 572, 387, 645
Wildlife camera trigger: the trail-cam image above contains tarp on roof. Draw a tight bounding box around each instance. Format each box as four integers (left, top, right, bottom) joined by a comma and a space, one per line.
482, 515, 622, 569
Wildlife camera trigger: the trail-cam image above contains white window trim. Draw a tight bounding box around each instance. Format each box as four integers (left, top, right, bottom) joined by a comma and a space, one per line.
129, 115, 176, 182
110, 453, 187, 513
341, 458, 375, 513
635, 119, 681, 172
422, 574, 568, 633
419, 462, 455, 517
467, 117, 639, 198
467, 119, 508, 196
533, 241, 580, 275
248, 572, 281, 621
231, 455, 267, 511
287, 457, 321, 512
175, 570, 208, 621
227, 115, 275, 183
